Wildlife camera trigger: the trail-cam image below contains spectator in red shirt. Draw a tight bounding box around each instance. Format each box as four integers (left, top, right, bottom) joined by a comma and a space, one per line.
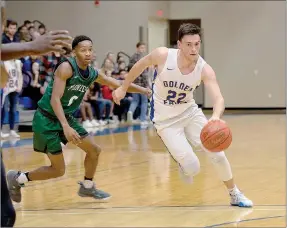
101, 70, 115, 123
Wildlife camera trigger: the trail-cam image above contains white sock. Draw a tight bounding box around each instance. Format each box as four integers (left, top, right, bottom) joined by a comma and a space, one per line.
228, 185, 240, 195
17, 173, 29, 184
83, 180, 94, 189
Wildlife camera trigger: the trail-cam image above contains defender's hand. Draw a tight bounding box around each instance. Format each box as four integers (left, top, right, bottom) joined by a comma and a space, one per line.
112, 86, 127, 105
30, 30, 72, 55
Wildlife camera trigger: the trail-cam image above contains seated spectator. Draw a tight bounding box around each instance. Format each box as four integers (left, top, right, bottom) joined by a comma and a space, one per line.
80, 91, 99, 128
101, 70, 116, 123
115, 55, 127, 73
117, 61, 127, 72
20, 55, 44, 109
28, 25, 42, 40
63, 47, 72, 58
17, 25, 27, 34
101, 58, 114, 74
91, 51, 98, 70
28, 26, 35, 38
112, 70, 132, 122
102, 52, 115, 69
19, 30, 32, 42
87, 82, 112, 125
91, 59, 98, 70
30, 55, 41, 87
1, 59, 23, 138
101, 71, 113, 100
118, 69, 127, 80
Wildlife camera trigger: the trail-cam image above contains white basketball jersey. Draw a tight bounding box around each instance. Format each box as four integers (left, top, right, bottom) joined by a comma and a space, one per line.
150, 48, 206, 124
4, 60, 21, 94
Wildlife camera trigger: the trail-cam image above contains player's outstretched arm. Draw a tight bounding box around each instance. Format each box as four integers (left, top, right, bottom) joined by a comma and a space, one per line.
112, 47, 167, 105
96, 72, 151, 96
202, 64, 225, 120
1, 30, 72, 61
121, 47, 166, 91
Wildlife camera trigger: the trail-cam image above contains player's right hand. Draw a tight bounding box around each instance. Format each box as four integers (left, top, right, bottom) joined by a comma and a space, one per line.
63, 125, 82, 145
208, 116, 226, 124
112, 86, 127, 105
30, 30, 72, 55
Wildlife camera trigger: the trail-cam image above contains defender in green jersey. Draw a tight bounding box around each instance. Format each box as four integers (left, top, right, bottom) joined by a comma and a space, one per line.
7, 35, 151, 202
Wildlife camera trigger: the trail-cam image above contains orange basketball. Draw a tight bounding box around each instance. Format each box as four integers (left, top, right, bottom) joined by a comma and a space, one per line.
200, 120, 232, 152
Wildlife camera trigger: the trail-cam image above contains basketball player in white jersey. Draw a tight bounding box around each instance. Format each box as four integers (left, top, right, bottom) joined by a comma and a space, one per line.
1, 59, 23, 138
113, 23, 253, 207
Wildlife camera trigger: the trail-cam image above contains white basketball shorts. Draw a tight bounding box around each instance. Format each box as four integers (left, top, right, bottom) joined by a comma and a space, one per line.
154, 104, 208, 162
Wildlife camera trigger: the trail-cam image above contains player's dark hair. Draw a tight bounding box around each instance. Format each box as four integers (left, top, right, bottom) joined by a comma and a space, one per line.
178, 23, 201, 41
72, 35, 93, 49
136, 42, 145, 48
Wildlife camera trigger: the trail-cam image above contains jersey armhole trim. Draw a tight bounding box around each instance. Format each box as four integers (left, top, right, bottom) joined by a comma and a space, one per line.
199, 61, 207, 82
52, 58, 75, 79
89, 66, 98, 80
157, 49, 171, 76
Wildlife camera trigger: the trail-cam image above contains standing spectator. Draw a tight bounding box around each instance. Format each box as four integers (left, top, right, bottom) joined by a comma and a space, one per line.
2, 20, 19, 43
28, 26, 40, 40
117, 61, 127, 72
23, 20, 32, 29
87, 82, 111, 125
20, 55, 43, 109
38, 24, 46, 35
1, 59, 23, 138
127, 42, 149, 126
18, 20, 33, 41
17, 25, 30, 42
80, 91, 99, 128
38, 51, 62, 85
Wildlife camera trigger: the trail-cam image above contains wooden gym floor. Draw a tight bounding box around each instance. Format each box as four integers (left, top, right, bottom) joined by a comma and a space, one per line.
2, 114, 286, 227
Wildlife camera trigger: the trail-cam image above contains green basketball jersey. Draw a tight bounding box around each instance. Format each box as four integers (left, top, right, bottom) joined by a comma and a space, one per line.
37, 57, 98, 116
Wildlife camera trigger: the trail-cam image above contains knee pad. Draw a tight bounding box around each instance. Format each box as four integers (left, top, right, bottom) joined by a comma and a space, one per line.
207, 151, 227, 164
179, 154, 200, 177
206, 151, 233, 181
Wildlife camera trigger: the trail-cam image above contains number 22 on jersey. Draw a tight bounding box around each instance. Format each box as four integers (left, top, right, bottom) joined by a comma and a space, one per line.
164, 90, 187, 105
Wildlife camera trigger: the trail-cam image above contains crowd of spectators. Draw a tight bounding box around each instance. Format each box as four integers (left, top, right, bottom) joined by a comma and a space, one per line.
1, 19, 151, 139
